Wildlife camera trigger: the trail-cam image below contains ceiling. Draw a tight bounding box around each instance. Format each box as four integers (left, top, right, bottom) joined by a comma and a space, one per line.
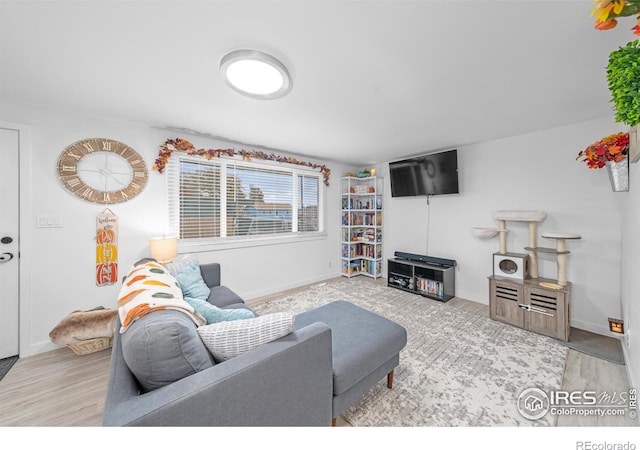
0, 1, 634, 166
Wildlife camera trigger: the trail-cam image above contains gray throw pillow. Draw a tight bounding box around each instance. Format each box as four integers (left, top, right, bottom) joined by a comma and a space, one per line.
121, 310, 214, 392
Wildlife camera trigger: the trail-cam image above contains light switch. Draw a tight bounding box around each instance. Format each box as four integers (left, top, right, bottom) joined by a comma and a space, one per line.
36, 215, 63, 228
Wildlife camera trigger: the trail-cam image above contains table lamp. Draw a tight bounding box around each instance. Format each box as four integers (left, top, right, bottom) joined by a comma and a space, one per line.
149, 236, 178, 264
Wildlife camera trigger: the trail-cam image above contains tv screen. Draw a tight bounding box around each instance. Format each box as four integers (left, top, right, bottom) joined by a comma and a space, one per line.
389, 149, 459, 197
388, 158, 427, 197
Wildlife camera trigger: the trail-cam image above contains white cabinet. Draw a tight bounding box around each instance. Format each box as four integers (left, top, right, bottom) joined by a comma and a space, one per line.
341, 176, 383, 278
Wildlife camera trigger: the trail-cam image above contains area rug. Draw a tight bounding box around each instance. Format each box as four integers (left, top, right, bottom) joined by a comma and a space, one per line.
0, 356, 18, 383
562, 327, 624, 365
253, 278, 568, 426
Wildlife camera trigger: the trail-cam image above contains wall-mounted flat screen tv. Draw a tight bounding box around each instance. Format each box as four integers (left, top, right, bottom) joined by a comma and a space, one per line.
389, 149, 459, 197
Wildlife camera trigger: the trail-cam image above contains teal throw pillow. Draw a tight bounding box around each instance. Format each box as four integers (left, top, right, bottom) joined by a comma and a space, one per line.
184, 296, 255, 325
175, 261, 211, 300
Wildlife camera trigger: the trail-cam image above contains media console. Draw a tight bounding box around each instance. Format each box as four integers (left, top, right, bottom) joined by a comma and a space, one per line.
387, 252, 456, 302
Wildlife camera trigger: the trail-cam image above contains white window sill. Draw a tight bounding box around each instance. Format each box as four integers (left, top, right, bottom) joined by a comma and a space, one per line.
177, 232, 328, 253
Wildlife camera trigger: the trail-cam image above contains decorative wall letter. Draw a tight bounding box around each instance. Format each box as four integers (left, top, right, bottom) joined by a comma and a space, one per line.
96, 208, 118, 286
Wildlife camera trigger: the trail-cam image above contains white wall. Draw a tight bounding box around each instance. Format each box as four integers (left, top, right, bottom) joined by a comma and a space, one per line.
620, 142, 640, 392
381, 117, 626, 336
2, 102, 348, 356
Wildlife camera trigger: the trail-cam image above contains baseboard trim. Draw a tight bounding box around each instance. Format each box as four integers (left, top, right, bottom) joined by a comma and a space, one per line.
243, 271, 341, 304
570, 319, 611, 337
29, 340, 62, 357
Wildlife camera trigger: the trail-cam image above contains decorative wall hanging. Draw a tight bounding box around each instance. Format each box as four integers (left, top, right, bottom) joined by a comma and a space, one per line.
153, 138, 331, 186
576, 132, 630, 191
96, 208, 118, 286
576, 132, 628, 169
57, 138, 148, 204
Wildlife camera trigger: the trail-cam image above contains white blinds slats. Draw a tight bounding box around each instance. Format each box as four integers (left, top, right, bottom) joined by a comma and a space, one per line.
298, 175, 319, 232
179, 160, 221, 239
168, 155, 322, 240
227, 164, 293, 236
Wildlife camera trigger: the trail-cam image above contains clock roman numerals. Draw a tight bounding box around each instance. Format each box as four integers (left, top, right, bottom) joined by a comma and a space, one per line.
120, 149, 136, 160
79, 186, 97, 202
60, 164, 76, 174
65, 152, 82, 161
82, 141, 96, 153
58, 138, 148, 204
62, 176, 83, 189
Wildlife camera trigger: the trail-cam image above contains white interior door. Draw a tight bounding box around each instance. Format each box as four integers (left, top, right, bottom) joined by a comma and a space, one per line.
0, 127, 20, 359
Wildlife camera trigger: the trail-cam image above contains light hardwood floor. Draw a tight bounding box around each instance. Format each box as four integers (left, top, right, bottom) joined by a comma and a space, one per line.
0, 280, 637, 427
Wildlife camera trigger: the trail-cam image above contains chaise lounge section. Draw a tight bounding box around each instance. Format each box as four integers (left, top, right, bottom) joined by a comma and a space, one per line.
295, 300, 407, 426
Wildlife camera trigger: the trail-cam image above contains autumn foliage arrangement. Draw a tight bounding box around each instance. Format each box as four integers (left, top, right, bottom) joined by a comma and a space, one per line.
592, 0, 640, 34
154, 138, 332, 186
576, 132, 629, 168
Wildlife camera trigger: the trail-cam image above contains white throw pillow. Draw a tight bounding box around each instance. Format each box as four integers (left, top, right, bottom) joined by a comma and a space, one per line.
163, 254, 199, 277
197, 313, 294, 361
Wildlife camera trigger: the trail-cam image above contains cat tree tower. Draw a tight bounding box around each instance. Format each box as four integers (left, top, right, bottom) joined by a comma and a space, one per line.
474, 210, 580, 341
473, 210, 581, 287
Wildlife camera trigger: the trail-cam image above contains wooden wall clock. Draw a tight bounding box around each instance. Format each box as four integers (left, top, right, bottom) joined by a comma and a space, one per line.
57, 138, 148, 204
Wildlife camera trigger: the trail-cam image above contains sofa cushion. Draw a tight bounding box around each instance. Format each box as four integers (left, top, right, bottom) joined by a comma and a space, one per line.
197, 313, 294, 361
121, 310, 214, 392
223, 303, 255, 313
184, 296, 255, 324
294, 300, 407, 396
175, 260, 211, 300
208, 285, 244, 308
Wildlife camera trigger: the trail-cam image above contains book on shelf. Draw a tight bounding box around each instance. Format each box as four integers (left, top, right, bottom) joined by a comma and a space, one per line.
416, 277, 444, 298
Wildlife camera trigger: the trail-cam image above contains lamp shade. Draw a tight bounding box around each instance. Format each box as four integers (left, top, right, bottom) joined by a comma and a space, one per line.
149, 237, 178, 264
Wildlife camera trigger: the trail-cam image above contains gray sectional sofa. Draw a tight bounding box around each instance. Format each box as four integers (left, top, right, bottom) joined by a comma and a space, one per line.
103, 262, 406, 426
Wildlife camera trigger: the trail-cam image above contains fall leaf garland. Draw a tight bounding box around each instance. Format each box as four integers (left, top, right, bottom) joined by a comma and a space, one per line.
153, 138, 331, 186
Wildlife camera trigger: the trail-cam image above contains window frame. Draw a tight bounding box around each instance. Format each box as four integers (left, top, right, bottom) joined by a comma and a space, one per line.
167, 153, 326, 253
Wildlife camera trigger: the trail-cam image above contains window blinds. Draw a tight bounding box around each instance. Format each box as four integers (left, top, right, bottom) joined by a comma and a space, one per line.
167, 155, 322, 240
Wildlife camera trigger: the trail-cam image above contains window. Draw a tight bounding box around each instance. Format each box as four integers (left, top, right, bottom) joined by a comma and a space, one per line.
168, 155, 323, 242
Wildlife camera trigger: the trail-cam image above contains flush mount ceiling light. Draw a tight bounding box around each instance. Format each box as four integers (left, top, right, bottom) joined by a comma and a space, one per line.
220, 49, 292, 100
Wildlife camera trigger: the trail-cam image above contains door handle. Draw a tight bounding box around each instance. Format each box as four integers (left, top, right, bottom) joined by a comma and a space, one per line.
529, 305, 554, 317
0, 252, 14, 263
518, 304, 554, 317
